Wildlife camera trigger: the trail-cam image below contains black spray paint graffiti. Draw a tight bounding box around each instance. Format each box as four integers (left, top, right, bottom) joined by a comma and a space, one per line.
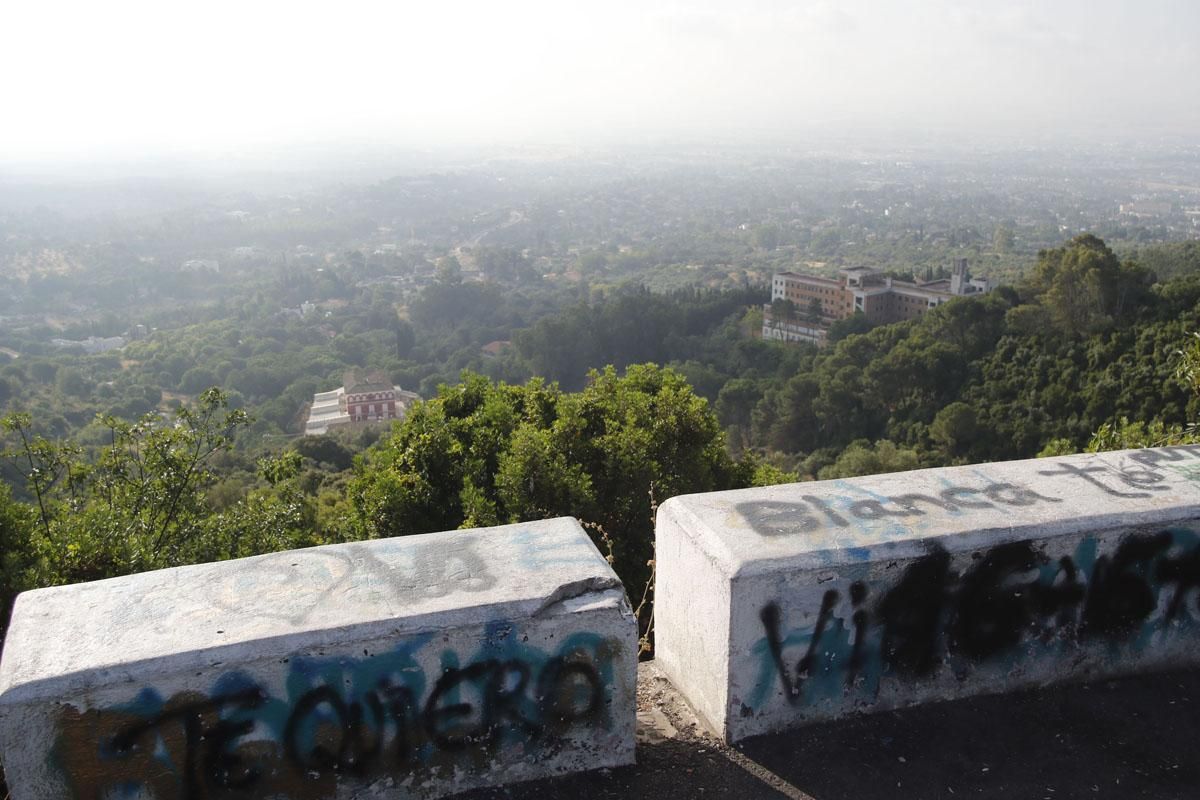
740, 447, 1200, 539
1035, 461, 1171, 498
57, 636, 613, 800
738, 482, 1063, 537
1036, 445, 1200, 499
754, 530, 1200, 709
1127, 444, 1200, 467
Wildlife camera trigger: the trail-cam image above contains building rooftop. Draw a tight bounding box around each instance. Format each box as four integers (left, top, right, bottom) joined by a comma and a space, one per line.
304, 379, 418, 435
853, 284, 894, 297
887, 282, 951, 300
776, 271, 842, 287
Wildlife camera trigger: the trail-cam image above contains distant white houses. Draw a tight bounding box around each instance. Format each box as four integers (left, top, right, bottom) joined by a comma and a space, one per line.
50, 336, 126, 354
305, 389, 351, 436
1119, 201, 1174, 218
279, 301, 318, 319
181, 259, 220, 273
303, 369, 420, 436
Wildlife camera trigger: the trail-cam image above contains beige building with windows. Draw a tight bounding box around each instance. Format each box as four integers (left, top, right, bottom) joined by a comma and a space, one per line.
763, 260, 991, 346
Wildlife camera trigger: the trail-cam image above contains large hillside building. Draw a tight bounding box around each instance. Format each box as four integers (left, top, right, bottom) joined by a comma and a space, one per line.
763, 260, 991, 346
303, 370, 421, 436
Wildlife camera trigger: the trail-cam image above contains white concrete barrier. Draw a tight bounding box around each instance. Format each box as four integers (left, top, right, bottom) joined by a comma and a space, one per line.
656, 446, 1200, 742
0, 518, 636, 799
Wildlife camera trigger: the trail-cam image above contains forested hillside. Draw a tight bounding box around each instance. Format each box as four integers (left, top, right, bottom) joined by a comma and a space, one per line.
501, 235, 1200, 478
5, 233, 1200, 627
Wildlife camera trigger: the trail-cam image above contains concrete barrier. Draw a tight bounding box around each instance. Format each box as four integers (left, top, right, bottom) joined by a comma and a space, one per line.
0, 517, 636, 799
655, 446, 1200, 742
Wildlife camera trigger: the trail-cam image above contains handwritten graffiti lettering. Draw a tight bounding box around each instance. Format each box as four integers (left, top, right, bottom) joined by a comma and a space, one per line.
737, 482, 1062, 537
739, 448, 1200, 540
206, 539, 498, 627
101, 688, 268, 800
56, 633, 615, 800
754, 530, 1200, 709
1127, 445, 1200, 467
1036, 462, 1169, 498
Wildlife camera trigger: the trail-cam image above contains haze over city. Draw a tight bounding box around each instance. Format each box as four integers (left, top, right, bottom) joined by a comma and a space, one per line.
3, 0, 1198, 167
4, 2, 1200, 799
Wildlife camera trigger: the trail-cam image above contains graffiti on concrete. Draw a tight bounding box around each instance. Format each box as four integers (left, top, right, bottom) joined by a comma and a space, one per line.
510, 526, 605, 571
54, 626, 618, 800
737, 446, 1200, 540
737, 482, 1062, 538
206, 538, 499, 625
750, 528, 1200, 711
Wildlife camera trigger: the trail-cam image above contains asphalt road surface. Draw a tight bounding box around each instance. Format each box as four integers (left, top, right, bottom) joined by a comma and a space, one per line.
461, 662, 1200, 800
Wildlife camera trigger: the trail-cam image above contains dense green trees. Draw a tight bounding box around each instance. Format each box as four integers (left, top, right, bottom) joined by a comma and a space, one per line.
350, 365, 756, 602
10, 232, 1194, 492
0, 390, 328, 625
930, 402, 978, 458
1026, 234, 1152, 333
742, 235, 1200, 475
515, 285, 796, 392
1131, 241, 1200, 282
1041, 331, 1200, 455
816, 440, 920, 480
2, 231, 1200, 635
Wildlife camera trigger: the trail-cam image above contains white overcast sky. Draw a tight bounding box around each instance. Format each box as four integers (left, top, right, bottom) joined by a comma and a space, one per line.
2, 0, 1198, 162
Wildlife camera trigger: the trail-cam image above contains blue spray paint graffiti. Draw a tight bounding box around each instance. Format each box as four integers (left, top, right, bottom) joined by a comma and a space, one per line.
510, 527, 604, 571
55, 627, 619, 799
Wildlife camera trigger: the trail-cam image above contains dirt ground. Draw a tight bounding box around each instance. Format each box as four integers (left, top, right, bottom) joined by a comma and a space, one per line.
460, 662, 1200, 800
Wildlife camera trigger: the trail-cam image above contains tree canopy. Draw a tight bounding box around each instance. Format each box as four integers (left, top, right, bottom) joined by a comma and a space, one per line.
350, 365, 756, 601
0, 390, 323, 625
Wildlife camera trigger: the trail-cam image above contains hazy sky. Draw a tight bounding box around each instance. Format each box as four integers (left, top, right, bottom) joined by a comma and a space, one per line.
3, 0, 1198, 162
